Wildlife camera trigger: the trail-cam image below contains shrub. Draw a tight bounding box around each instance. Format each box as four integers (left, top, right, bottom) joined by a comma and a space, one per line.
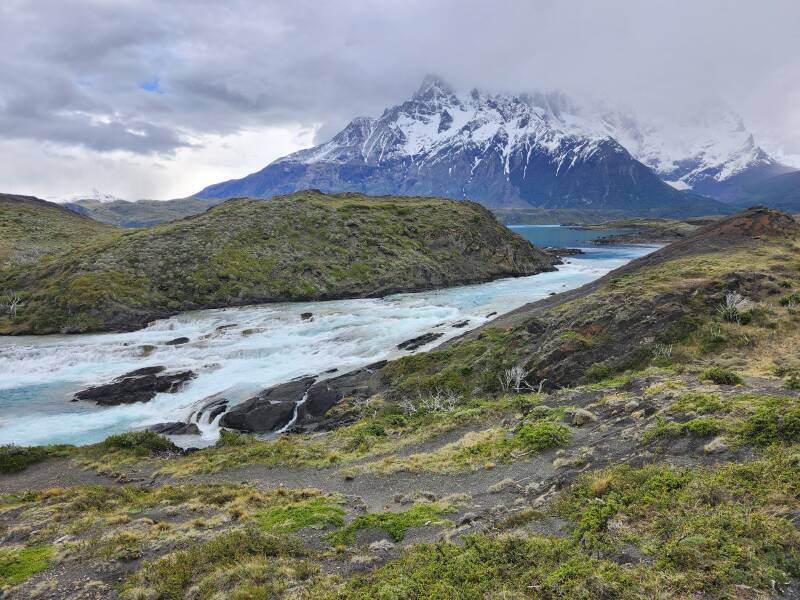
741, 403, 800, 446
780, 292, 800, 307
0, 444, 71, 474
515, 422, 571, 451
215, 430, 256, 447
716, 291, 748, 324
100, 431, 178, 455
701, 367, 743, 386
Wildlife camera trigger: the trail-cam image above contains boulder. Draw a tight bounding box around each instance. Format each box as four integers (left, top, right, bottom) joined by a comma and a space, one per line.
191, 395, 229, 423
74, 368, 196, 405
298, 361, 387, 423
165, 336, 190, 346
218, 377, 315, 432
397, 332, 444, 351
219, 400, 297, 433
148, 422, 201, 435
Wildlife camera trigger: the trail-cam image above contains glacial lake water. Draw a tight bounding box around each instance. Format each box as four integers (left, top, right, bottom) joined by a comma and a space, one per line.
0, 226, 656, 447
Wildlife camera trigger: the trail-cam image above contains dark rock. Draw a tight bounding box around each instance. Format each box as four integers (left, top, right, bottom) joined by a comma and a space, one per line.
298, 361, 387, 425
219, 377, 315, 432
300, 312, 313, 320
397, 332, 444, 351
207, 403, 228, 423
148, 422, 201, 435
139, 344, 157, 357
543, 247, 584, 258
219, 399, 297, 433
125, 366, 166, 377
304, 383, 341, 419
74, 368, 196, 405
451, 320, 470, 328
215, 324, 237, 331
165, 337, 190, 346
486, 312, 497, 318
191, 395, 228, 423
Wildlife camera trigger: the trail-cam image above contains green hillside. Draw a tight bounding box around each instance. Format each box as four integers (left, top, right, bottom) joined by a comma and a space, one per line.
0, 193, 119, 268
0, 190, 554, 334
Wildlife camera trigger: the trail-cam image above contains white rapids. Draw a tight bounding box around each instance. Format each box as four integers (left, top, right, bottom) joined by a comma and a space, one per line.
0, 241, 656, 447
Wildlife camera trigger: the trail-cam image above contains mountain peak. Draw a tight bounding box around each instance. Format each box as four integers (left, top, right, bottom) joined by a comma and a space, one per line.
413, 74, 454, 99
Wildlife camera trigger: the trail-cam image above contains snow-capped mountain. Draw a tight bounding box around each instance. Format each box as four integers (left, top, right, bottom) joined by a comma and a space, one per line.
48, 189, 126, 205
196, 76, 727, 215
589, 100, 793, 202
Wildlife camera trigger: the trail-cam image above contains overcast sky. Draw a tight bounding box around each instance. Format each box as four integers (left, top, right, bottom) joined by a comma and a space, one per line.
1, 0, 799, 200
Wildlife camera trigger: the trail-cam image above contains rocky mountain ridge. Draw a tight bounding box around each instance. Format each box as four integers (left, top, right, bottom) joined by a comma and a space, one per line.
196, 77, 728, 216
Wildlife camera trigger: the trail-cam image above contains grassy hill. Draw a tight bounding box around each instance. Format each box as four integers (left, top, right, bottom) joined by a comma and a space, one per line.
0, 193, 118, 268
0, 190, 555, 334
381, 206, 800, 394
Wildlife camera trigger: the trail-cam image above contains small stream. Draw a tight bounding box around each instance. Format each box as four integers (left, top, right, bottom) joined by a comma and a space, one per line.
0, 226, 652, 447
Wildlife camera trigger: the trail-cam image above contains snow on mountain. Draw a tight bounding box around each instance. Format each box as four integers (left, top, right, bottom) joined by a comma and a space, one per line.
589, 99, 792, 202
48, 189, 126, 205
195, 76, 727, 215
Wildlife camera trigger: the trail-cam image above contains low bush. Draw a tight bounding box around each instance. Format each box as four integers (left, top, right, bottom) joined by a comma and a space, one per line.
100, 431, 178, 455
0, 444, 72, 474
701, 367, 743, 386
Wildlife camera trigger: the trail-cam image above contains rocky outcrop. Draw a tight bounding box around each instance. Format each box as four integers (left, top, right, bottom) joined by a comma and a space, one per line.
73, 367, 196, 405
299, 362, 387, 425
219, 377, 315, 433
190, 395, 229, 424
148, 422, 201, 435
397, 332, 444, 351
219, 362, 387, 434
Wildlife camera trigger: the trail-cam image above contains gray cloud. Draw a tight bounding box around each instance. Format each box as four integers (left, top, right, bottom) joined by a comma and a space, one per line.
1, 0, 799, 196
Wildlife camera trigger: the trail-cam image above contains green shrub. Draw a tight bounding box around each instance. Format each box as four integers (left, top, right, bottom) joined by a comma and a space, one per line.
214, 430, 256, 448
701, 367, 743, 386
0, 444, 71, 474
786, 375, 800, 391
515, 422, 571, 451
100, 431, 178, 455
780, 292, 800, 307
644, 417, 726, 442
583, 362, 613, 383
741, 403, 800, 446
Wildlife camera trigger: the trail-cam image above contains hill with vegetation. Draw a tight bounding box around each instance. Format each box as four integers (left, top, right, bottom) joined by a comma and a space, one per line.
0, 190, 555, 334
0, 193, 118, 268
